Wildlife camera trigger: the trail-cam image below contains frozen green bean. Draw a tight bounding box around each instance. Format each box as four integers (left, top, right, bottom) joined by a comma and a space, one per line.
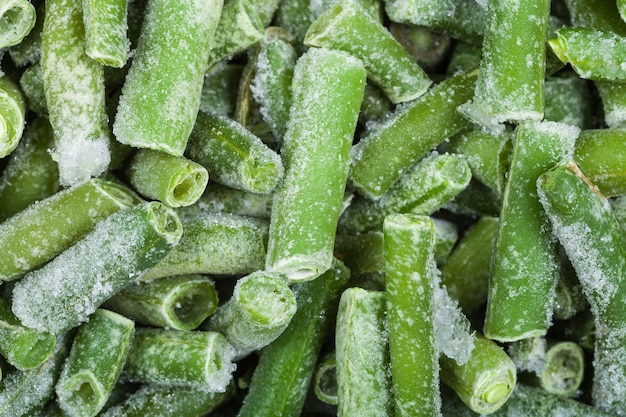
0, 0, 35, 49
113, 0, 222, 156
82, 0, 128, 68
0, 76, 26, 158
313, 353, 338, 406
265, 48, 365, 282
574, 128, 626, 196
104, 275, 218, 331
8, 1, 43, 66
56, 309, 134, 417
19, 63, 47, 115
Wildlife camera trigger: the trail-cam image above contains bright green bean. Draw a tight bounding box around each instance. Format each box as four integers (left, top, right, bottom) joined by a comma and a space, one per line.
126, 149, 209, 207
8, 1, 43, 66
56, 309, 134, 417
11, 202, 183, 334
574, 128, 626, 196
113, 0, 222, 156
265, 47, 365, 282
0, 0, 35, 49
104, 275, 218, 331
82, 0, 128, 68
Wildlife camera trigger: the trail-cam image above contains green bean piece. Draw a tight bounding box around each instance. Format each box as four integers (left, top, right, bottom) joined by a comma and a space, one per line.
191, 183, 272, 219
237, 260, 349, 417
265, 48, 365, 282
8, 1, 43, 67
313, 353, 338, 406
537, 340, 586, 397
574, 129, 626, 196
334, 231, 384, 277
441, 334, 516, 415
0, 178, 136, 281
255, 0, 279, 26
0, 76, 25, 158
444, 128, 512, 195
142, 211, 268, 280
335, 288, 392, 417
440, 216, 498, 314
385, 0, 485, 44
339, 153, 471, 234
186, 111, 283, 194
0, 297, 55, 371
549, 27, 626, 82
113, 0, 222, 156
538, 161, 626, 414
0, 333, 69, 417
206, 0, 264, 68
100, 384, 232, 417
305, 2, 431, 104
0, 117, 59, 221
0, 0, 35, 49
384, 213, 439, 417
12, 202, 183, 334
82, 0, 128, 68
104, 275, 218, 331
56, 309, 134, 417
205, 271, 296, 354
544, 71, 594, 129
250, 35, 297, 142
126, 149, 209, 207
458, 0, 550, 132
42, 0, 111, 185
485, 121, 579, 342
19, 63, 47, 115
200, 63, 244, 118
123, 329, 235, 392
349, 69, 477, 199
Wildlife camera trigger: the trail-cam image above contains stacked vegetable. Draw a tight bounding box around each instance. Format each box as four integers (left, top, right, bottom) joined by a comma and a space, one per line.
0, 0, 625, 416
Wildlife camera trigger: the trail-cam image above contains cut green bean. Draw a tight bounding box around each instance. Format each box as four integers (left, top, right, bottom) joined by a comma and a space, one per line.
485, 121, 579, 342
440, 334, 516, 415
113, 0, 222, 156
0, 117, 58, 221
0, 178, 136, 281
538, 161, 626, 414
142, 211, 268, 280
82, 0, 128, 68
100, 384, 232, 417
0, 297, 55, 371
440, 216, 498, 314
11, 202, 183, 334
250, 34, 297, 142
0, 333, 69, 417
123, 328, 235, 393
237, 260, 349, 417
313, 353, 338, 406
42, 0, 111, 185
305, 2, 431, 104
205, 271, 295, 355
0, 76, 26, 158
206, 0, 264, 68
126, 149, 209, 207
384, 213, 439, 417
339, 153, 471, 233
444, 128, 512, 195
8, 1, 43, 67
56, 309, 134, 417
549, 27, 626, 82
0, 0, 35, 49
265, 48, 365, 282
186, 111, 283, 194
385, 0, 485, 44
19, 63, 47, 115
542, 341, 586, 397
335, 287, 392, 417
349, 69, 477, 199
458, 0, 550, 131
104, 275, 218, 331
574, 128, 626, 196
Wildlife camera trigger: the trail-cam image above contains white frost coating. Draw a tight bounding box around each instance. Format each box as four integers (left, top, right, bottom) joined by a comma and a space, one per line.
432, 263, 475, 365
52, 134, 110, 186
507, 337, 547, 376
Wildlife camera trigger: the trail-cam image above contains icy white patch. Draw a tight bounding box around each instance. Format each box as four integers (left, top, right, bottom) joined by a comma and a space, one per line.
52, 136, 110, 186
